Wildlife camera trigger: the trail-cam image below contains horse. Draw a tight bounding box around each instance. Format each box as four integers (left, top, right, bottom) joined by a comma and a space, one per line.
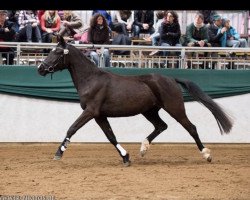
38, 35, 233, 166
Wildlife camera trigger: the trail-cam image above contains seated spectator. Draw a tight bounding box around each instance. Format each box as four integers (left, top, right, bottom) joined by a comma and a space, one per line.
144, 10, 165, 47
58, 11, 85, 39
0, 10, 16, 65
132, 10, 155, 39
17, 10, 42, 43
208, 14, 226, 47
87, 13, 110, 67
111, 10, 133, 36
92, 10, 112, 30
219, 18, 248, 49
159, 10, 182, 57
40, 10, 61, 43
7, 10, 20, 33
186, 12, 211, 68
208, 14, 226, 69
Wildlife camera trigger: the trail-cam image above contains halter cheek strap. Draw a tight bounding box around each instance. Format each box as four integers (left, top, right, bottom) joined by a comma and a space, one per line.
43, 48, 69, 73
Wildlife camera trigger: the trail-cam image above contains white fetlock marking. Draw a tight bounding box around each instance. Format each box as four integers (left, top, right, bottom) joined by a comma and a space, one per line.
116, 144, 127, 156
140, 139, 150, 154
201, 148, 211, 160
61, 146, 67, 152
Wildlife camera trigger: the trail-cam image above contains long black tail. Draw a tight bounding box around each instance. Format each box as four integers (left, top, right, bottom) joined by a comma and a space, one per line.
175, 78, 233, 134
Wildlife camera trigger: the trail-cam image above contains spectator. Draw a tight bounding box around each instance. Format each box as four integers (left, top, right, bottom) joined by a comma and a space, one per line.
159, 10, 182, 57
92, 10, 112, 30
186, 12, 211, 68
111, 10, 133, 36
87, 13, 110, 67
40, 10, 61, 43
17, 10, 42, 43
144, 10, 165, 47
0, 10, 16, 65
7, 10, 20, 33
58, 11, 85, 39
208, 14, 226, 69
186, 12, 211, 48
219, 18, 248, 48
208, 14, 225, 47
132, 10, 155, 39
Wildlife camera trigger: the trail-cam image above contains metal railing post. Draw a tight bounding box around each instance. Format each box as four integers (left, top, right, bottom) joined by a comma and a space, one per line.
16, 44, 21, 65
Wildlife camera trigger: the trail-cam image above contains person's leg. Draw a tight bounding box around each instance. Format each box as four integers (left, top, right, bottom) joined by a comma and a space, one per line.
25, 24, 33, 42
151, 33, 160, 46
227, 39, 240, 47
90, 51, 99, 66
148, 26, 155, 35
161, 42, 171, 57
238, 38, 248, 47
132, 25, 140, 38
103, 49, 110, 67
120, 23, 128, 36
33, 26, 42, 42
174, 43, 182, 68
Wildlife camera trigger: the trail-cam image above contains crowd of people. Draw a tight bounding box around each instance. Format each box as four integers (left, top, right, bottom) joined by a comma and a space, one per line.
0, 10, 248, 67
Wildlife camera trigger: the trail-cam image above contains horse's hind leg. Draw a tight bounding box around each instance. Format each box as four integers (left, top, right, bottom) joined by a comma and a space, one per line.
140, 107, 168, 157
95, 116, 131, 167
165, 105, 212, 162
54, 109, 94, 160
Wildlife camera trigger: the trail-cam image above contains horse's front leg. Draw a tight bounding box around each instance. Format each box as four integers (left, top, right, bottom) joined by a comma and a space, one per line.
95, 117, 131, 167
54, 109, 94, 160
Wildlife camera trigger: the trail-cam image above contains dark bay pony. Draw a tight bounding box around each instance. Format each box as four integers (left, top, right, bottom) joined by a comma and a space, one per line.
38, 35, 233, 166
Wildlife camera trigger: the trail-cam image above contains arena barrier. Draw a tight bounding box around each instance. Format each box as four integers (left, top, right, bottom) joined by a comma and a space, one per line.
0, 66, 250, 143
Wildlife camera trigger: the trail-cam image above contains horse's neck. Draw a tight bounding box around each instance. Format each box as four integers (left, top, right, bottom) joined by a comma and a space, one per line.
67, 48, 100, 91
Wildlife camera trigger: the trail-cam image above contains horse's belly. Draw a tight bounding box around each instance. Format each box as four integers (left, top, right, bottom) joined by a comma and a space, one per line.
100, 85, 157, 117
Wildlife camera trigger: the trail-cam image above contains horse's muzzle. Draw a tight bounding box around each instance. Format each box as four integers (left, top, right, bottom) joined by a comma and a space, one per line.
37, 63, 47, 76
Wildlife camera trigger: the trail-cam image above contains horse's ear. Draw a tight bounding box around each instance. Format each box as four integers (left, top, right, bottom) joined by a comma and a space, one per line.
57, 34, 66, 48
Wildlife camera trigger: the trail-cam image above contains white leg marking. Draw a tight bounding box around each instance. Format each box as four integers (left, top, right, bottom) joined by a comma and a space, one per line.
116, 144, 127, 156
140, 139, 150, 157
201, 148, 212, 162
61, 146, 67, 152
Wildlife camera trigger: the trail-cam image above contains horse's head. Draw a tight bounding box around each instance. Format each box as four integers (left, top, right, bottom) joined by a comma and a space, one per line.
38, 35, 69, 76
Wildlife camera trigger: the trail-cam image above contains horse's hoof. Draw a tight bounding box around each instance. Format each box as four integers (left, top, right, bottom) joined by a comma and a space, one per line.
140, 150, 146, 157
207, 155, 212, 162
53, 155, 62, 160
122, 153, 131, 167
201, 148, 212, 163
123, 160, 131, 167
140, 139, 150, 157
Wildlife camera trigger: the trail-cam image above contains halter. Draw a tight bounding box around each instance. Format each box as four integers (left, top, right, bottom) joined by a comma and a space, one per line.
42, 47, 69, 74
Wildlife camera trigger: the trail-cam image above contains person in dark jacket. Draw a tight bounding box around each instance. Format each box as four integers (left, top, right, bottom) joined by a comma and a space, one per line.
0, 10, 16, 65
87, 13, 110, 67
132, 10, 155, 39
208, 14, 226, 69
208, 14, 226, 47
159, 10, 181, 57
92, 10, 112, 30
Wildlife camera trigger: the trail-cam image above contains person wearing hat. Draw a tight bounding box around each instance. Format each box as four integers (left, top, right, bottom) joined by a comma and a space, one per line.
0, 10, 16, 65
219, 18, 248, 48
207, 14, 228, 69
208, 14, 227, 47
